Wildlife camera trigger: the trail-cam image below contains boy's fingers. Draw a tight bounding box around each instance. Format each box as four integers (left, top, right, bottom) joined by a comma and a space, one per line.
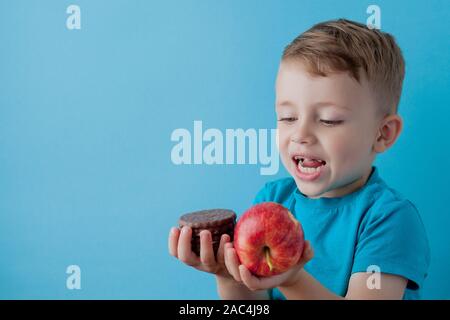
216, 234, 230, 265
168, 227, 180, 258
306, 242, 314, 260
305, 240, 310, 250
301, 240, 314, 263
239, 264, 260, 291
305, 240, 313, 255
199, 230, 216, 268
224, 243, 242, 282
178, 226, 199, 266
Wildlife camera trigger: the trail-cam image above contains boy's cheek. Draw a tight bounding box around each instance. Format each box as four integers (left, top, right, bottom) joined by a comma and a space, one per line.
276, 134, 289, 151
280, 154, 295, 175
279, 145, 291, 164
277, 130, 290, 145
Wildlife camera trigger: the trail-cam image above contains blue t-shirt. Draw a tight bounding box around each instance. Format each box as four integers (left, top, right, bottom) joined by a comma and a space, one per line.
252, 167, 430, 300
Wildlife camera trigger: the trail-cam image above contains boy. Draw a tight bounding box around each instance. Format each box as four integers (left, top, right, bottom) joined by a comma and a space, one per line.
168, 19, 430, 300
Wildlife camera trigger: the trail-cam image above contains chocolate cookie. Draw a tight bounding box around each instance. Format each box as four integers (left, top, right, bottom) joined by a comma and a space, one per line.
179, 209, 236, 256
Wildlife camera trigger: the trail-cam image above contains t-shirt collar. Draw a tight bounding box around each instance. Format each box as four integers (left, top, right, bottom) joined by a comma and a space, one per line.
293, 166, 380, 211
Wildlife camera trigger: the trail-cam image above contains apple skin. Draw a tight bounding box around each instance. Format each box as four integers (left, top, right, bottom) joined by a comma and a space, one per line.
234, 202, 304, 277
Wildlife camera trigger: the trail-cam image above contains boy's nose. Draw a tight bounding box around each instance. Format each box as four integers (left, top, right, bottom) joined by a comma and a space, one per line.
290, 121, 316, 145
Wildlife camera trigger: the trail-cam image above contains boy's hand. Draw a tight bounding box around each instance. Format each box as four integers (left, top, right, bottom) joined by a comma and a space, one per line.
168, 226, 232, 278
224, 240, 314, 291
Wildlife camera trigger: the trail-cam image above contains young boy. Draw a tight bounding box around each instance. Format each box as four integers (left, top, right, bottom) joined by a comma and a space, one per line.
168, 19, 430, 300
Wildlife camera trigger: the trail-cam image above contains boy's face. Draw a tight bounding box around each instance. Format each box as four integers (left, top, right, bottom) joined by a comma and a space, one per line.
276, 60, 381, 198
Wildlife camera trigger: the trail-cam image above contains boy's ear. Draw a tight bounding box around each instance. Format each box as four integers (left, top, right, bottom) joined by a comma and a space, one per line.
373, 114, 403, 153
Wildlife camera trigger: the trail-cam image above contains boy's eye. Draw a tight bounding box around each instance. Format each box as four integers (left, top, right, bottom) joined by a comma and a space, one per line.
320, 120, 343, 126
278, 117, 297, 122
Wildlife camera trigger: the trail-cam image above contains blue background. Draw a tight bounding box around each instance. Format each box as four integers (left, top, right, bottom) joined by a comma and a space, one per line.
0, 0, 449, 299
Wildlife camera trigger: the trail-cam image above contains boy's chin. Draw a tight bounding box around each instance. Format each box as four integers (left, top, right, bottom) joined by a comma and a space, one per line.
294, 180, 327, 199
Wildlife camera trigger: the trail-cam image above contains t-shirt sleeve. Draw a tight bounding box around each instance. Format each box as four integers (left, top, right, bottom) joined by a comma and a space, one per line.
252, 178, 296, 206
351, 199, 430, 290
252, 182, 270, 205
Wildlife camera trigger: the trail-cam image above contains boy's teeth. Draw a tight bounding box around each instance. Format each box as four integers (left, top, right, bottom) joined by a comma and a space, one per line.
296, 157, 326, 174
294, 156, 324, 163
297, 162, 321, 174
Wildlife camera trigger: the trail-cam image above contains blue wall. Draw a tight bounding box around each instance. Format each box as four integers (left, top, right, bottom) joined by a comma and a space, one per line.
0, 0, 449, 299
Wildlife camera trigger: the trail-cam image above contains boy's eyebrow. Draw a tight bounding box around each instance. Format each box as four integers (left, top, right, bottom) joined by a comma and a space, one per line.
276, 100, 351, 111
313, 102, 351, 110
276, 101, 296, 108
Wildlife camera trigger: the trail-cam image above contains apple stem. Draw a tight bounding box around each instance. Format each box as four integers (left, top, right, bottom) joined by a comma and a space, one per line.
264, 247, 273, 272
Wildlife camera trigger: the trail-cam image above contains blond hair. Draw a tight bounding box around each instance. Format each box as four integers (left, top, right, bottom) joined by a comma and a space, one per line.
282, 19, 405, 115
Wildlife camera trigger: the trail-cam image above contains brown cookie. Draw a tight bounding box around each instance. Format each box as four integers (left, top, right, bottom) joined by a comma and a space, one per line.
179, 209, 236, 256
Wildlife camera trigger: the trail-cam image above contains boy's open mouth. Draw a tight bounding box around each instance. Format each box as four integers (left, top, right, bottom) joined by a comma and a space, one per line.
292, 156, 326, 175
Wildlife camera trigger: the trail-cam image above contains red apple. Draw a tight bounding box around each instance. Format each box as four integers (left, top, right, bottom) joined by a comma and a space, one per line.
234, 202, 304, 277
